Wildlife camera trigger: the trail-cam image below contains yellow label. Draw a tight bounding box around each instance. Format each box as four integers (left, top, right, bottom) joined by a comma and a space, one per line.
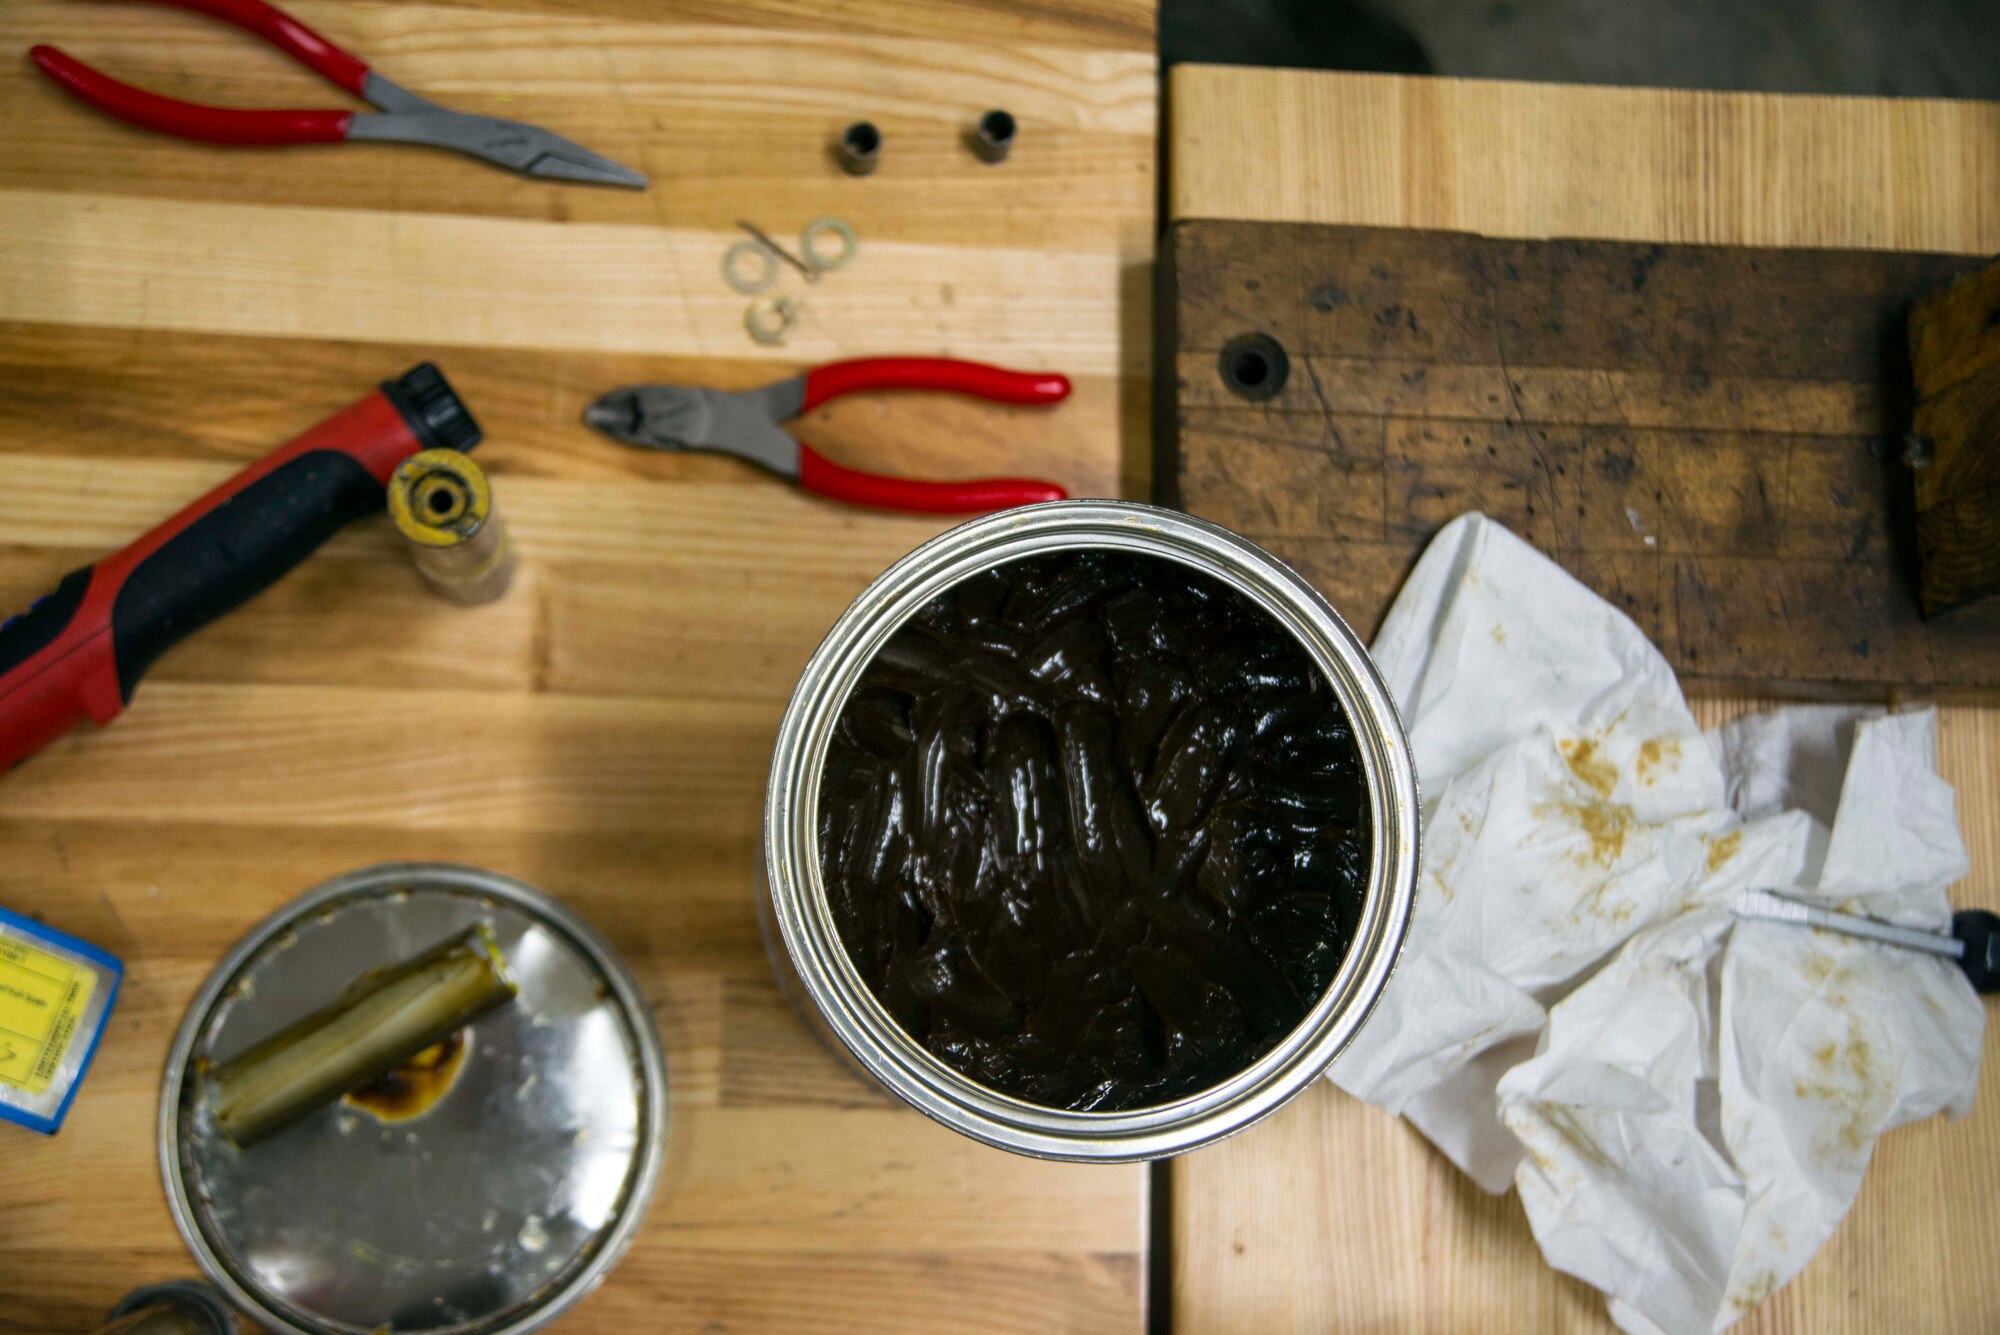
0, 937, 95, 1095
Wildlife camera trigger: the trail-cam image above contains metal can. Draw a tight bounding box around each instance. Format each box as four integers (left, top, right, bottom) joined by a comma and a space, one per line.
762, 500, 1419, 1161
159, 864, 667, 1335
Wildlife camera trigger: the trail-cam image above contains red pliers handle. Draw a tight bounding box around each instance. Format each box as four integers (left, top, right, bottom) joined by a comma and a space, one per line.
799, 359, 1070, 513
29, 0, 648, 185
798, 358, 1069, 411
584, 357, 1073, 515
31, 0, 368, 144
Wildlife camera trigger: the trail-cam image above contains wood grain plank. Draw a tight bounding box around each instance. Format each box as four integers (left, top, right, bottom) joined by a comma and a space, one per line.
1, 2, 1154, 245
1169, 66, 2000, 1335
0, 4, 1150, 1328
1166, 222, 2000, 694
571, 1249, 1144, 1334
1170, 68, 2000, 253
0, 1247, 1144, 1335
416, 0, 1158, 51
1, 189, 1130, 373
0, 333, 1127, 491
0, 820, 768, 964
0, 681, 769, 833
1173, 351, 1890, 435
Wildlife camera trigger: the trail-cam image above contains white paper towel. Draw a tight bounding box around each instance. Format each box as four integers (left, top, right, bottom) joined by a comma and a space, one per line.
1332, 513, 1985, 1335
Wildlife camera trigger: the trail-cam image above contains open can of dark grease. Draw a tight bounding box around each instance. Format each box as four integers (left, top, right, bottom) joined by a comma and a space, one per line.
763, 501, 1419, 1160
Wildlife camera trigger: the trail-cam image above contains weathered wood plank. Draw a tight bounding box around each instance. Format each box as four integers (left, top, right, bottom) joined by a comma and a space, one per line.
1166, 220, 2000, 694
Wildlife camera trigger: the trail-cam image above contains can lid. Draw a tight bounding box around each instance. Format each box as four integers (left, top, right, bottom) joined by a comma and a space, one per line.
161, 865, 666, 1335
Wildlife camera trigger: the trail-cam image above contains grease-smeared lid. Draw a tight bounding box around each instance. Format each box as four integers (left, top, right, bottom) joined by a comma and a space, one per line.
160, 864, 666, 1335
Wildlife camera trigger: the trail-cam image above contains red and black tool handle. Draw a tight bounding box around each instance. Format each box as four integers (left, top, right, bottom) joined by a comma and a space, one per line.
0, 364, 480, 773
30, 0, 371, 145
799, 358, 1071, 412
795, 358, 1072, 513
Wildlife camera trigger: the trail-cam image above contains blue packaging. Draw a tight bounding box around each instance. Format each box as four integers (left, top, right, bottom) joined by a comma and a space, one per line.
0, 906, 122, 1135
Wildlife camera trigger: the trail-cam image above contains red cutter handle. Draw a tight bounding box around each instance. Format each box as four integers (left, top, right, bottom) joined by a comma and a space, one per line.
142, 0, 372, 94
797, 445, 1066, 514
30, 46, 354, 144
801, 358, 1072, 411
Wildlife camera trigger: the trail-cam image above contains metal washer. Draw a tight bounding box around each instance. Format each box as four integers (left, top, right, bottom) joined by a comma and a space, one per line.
159, 863, 668, 1335
744, 294, 799, 346
800, 217, 857, 273
722, 240, 779, 294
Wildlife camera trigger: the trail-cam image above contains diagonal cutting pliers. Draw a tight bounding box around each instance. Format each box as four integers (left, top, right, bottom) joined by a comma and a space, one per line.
30, 0, 646, 188
584, 358, 1073, 514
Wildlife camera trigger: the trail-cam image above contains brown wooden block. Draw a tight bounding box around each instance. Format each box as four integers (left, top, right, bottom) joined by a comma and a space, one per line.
1567, 550, 1668, 648
1295, 227, 1507, 363
1572, 428, 1784, 558
1252, 537, 1425, 640
1167, 220, 1307, 351
1303, 357, 1517, 421
1783, 436, 1904, 563
1500, 242, 1954, 382
1909, 260, 2000, 396
1176, 408, 1385, 540
1910, 258, 2000, 615
1666, 556, 1937, 689
1163, 220, 2000, 697
1506, 367, 1885, 436
1387, 418, 1578, 551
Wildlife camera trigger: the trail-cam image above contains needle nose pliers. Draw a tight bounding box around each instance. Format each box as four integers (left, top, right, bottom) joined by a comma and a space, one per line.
584, 358, 1072, 514
30, 0, 646, 189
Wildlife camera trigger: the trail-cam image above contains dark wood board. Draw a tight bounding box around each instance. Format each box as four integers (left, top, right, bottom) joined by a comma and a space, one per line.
1157, 220, 2000, 697
1912, 258, 2000, 616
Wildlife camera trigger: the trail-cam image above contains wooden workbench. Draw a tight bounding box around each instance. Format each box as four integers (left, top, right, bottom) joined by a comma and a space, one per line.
0, 2, 1155, 1329
1166, 66, 2000, 1334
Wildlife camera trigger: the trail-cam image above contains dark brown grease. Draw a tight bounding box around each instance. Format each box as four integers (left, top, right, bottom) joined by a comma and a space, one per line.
343, 1029, 468, 1122
818, 550, 1369, 1111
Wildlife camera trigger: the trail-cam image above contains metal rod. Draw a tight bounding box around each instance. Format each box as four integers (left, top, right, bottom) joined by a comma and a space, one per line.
1730, 888, 1966, 960
736, 220, 818, 284
207, 924, 517, 1147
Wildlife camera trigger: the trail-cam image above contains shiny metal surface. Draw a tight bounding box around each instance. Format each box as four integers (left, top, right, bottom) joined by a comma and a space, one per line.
161, 864, 666, 1335
763, 500, 1421, 1161
351, 75, 647, 189
583, 378, 807, 476
1731, 888, 1967, 959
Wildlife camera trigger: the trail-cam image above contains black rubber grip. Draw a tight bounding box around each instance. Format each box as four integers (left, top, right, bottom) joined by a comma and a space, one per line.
1956, 909, 2000, 994
110, 450, 382, 701
382, 362, 482, 454
0, 566, 93, 679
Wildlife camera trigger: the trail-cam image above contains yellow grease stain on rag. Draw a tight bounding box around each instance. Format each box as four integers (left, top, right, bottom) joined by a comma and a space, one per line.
1534, 798, 1636, 868
1704, 829, 1743, 874
1560, 737, 1619, 797
1793, 1032, 1886, 1159
1727, 1270, 1781, 1316
1781, 948, 1892, 1165
1635, 735, 1681, 786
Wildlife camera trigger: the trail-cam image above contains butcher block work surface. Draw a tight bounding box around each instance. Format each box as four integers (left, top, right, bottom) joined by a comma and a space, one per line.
0, 1, 1156, 1330
1166, 65, 2000, 1335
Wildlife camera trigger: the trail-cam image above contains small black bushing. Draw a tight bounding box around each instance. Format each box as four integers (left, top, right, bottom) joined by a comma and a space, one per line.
837, 121, 881, 176
972, 109, 1016, 164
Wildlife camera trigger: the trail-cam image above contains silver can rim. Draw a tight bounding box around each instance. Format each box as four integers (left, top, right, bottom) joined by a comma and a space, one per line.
765, 500, 1419, 1161
156, 861, 670, 1335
